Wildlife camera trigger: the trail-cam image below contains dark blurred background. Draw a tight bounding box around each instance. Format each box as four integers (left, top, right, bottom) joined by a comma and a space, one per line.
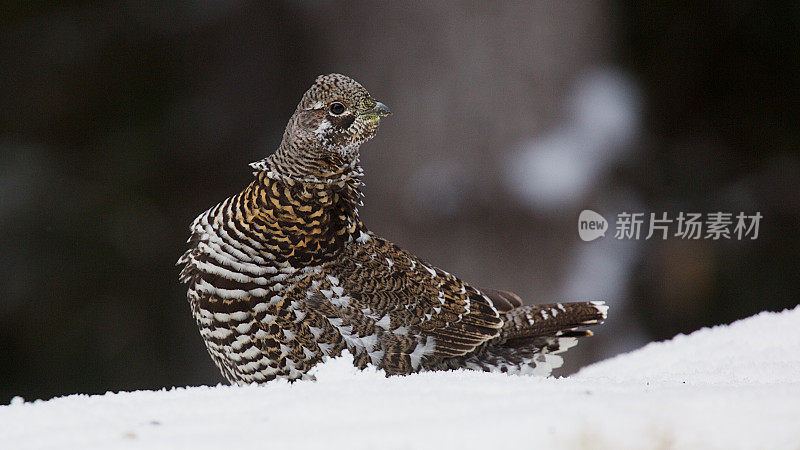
1, 2, 798, 403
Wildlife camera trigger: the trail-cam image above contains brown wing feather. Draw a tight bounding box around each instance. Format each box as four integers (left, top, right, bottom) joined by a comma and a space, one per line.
320, 236, 503, 374
480, 288, 523, 313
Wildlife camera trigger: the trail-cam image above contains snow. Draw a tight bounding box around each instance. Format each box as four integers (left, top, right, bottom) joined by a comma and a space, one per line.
2, 307, 800, 450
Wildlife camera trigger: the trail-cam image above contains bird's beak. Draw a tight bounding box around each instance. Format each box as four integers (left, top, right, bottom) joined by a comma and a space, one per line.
361, 102, 391, 117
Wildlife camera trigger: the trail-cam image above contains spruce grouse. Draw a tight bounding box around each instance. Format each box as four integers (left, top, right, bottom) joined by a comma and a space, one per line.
178, 74, 607, 383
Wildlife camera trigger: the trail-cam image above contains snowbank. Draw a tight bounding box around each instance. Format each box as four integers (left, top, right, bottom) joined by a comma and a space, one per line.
2, 307, 799, 450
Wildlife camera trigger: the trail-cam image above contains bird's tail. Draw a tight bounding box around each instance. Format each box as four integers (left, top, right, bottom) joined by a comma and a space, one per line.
460, 301, 607, 376
502, 301, 608, 341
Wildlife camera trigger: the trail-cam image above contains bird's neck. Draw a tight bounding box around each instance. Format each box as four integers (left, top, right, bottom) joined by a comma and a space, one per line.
250, 139, 363, 184
245, 170, 366, 266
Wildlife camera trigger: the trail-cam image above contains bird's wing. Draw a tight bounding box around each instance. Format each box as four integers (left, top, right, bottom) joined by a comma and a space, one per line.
479, 288, 523, 312
306, 235, 503, 375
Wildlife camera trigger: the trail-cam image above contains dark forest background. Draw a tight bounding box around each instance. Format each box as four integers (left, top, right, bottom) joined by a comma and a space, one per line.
1, 1, 798, 403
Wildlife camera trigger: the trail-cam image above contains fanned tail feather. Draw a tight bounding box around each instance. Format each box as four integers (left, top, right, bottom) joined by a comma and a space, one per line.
452, 301, 607, 376
502, 301, 608, 341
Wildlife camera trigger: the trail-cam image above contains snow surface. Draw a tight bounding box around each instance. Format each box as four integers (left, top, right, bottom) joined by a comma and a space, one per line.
2, 307, 800, 450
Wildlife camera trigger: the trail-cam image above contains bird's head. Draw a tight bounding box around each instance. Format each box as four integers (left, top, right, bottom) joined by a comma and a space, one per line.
254, 73, 391, 183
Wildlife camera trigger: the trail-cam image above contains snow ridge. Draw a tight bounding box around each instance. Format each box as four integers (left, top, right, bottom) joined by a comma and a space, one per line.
2, 307, 799, 450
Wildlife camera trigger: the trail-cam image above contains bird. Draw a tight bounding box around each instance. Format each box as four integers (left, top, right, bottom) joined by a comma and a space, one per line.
178, 73, 607, 384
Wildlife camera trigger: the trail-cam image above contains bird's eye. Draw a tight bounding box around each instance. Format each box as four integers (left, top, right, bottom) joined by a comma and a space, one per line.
329, 102, 346, 115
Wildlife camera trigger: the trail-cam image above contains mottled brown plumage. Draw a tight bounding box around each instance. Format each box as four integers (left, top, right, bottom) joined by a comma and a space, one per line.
178, 74, 607, 383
